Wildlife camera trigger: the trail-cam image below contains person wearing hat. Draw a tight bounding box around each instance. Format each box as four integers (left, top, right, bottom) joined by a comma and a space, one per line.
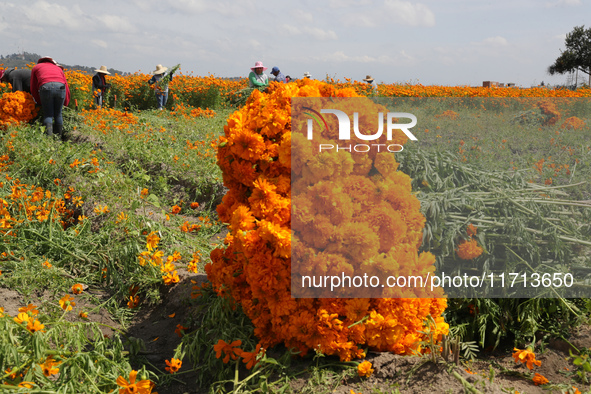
148, 64, 174, 110
303, 72, 312, 79
363, 75, 378, 92
270, 66, 286, 83
0, 68, 32, 93
30, 56, 71, 139
92, 65, 111, 108
248, 61, 269, 88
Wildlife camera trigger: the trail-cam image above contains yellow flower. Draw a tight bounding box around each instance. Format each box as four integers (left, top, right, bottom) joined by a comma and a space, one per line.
357, 360, 374, 377
59, 294, 76, 311
146, 231, 160, 251
116, 212, 128, 223
14, 312, 30, 324
512, 348, 541, 370
40, 357, 61, 376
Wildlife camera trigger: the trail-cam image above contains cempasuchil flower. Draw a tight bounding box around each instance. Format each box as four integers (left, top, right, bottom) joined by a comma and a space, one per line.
207, 79, 449, 362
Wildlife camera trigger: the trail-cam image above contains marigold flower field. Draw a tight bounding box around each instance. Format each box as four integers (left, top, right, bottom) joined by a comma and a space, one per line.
0, 70, 590, 392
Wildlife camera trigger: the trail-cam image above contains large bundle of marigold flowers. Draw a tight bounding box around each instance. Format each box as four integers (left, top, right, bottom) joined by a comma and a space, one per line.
207, 79, 448, 361
0, 91, 38, 129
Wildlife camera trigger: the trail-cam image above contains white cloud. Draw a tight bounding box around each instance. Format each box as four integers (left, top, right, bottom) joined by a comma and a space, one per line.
327, 0, 372, 8
383, 0, 435, 27
341, 0, 435, 28
248, 39, 262, 51
341, 13, 376, 28
92, 39, 108, 49
281, 24, 337, 40
96, 15, 136, 33
304, 26, 338, 40
169, 0, 208, 13
545, 0, 581, 6
481, 36, 508, 46
291, 9, 314, 23
313, 50, 414, 65
23, 1, 87, 30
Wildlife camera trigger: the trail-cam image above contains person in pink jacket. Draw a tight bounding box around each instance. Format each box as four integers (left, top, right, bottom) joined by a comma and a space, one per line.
30, 56, 71, 139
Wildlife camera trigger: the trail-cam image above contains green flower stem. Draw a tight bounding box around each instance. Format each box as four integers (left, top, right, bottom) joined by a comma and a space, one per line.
23, 228, 91, 263
0, 360, 31, 381
447, 214, 591, 246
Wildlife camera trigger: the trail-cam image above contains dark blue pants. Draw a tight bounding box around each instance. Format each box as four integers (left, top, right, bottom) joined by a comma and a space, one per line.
39, 82, 66, 136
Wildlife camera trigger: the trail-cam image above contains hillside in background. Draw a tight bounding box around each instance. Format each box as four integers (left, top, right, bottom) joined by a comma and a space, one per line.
0, 52, 125, 75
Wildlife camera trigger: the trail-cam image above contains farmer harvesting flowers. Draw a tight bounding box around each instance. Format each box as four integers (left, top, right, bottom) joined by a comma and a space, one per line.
148, 64, 176, 110
30, 56, 71, 139
92, 65, 111, 108
0, 67, 32, 93
248, 61, 269, 88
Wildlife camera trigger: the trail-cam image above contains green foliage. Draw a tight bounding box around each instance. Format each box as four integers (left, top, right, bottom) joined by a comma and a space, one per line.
570, 349, 591, 384
0, 309, 134, 393
548, 25, 591, 77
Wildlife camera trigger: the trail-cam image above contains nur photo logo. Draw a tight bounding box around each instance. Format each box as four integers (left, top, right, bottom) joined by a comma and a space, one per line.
303, 105, 418, 152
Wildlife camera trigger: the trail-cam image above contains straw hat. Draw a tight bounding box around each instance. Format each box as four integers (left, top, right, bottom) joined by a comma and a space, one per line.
303, 71, 312, 78
153, 64, 168, 75
95, 65, 111, 75
363, 75, 374, 81
251, 61, 267, 71
37, 56, 57, 65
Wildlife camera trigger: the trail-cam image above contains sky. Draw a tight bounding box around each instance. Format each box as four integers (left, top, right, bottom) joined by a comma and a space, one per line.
0, 0, 589, 87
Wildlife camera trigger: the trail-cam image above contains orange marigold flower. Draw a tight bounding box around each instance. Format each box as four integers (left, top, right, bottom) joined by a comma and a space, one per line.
165, 358, 182, 374
162, 271, 180, 285
532, 372, 549, 386
146, 231, 160, 251
190, 202, 199, 209
171, 205, 181, 214
456, 239, 484, 260
175, 324, 188, 337
18, 303, 39, 315
71, 283, 84, 294
213, 339, 243, 363
59, 295, 76, 311
357, 360, 374, 377
42, 260, 52, 269
466, 223, 477, 238
512, 348, 541, 370
116, 370, 155, 394
79, 311, 88, 319
127, 295, 140, 309
140, 188, 149, 197
240, 344, 265, 370
27, 319, 45, 333
40, 357, 61, 376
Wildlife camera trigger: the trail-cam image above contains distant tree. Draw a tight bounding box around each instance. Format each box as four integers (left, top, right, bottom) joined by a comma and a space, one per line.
548, 25, 591, 85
